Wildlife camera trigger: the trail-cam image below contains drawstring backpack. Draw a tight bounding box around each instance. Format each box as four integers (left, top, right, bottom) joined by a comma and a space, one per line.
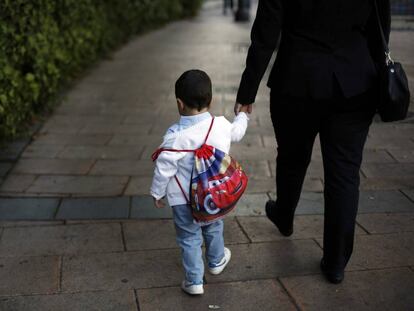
152, 117, 248, 224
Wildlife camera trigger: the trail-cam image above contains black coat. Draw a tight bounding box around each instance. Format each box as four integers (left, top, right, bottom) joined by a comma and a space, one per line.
237, 0, 391, 104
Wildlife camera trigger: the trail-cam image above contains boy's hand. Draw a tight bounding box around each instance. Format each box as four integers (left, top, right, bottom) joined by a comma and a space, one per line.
153, 197, 166, 208
234, 103, 253, 115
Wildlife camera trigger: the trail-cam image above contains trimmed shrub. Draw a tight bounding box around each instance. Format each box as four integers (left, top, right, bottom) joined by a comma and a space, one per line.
0, 0, 203, 141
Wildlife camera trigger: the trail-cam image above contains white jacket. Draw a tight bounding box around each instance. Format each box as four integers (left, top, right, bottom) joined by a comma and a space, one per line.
150, 113, 249, 206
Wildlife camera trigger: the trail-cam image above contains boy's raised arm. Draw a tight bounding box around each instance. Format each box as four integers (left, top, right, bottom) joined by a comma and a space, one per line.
231, 112, 249, 142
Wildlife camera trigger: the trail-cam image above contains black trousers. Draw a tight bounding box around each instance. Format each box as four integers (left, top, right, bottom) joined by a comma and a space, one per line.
270, 89, 376, 271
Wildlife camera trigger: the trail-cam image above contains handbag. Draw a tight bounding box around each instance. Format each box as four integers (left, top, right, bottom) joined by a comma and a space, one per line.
374, 0, 410, 122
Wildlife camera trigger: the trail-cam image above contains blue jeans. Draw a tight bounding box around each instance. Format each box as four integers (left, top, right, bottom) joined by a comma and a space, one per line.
172, 204, 225, 284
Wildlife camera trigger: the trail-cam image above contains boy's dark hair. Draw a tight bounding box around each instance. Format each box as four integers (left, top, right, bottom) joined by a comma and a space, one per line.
175, 69, 212, 111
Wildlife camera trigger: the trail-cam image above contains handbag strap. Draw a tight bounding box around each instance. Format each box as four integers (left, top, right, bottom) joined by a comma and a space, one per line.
373, 0, 392, 63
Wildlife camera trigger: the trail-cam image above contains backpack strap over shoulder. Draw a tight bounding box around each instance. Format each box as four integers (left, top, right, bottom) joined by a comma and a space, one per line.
151, 117, 215, 161
151, 148, 195, 162
151, 117, 216, 205
203, 117, 215, 145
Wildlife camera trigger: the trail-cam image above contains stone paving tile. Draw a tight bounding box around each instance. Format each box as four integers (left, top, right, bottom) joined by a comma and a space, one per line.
242, 177, 276, 193
260, 176, 324, 193
47, 115, 125, 125
237, 215, 366, 243
0, 174, 37, 193
80, 123, 153, 135
62, 240, 321, 292
61, 249, 182, 292
56, 197, 130, 219
58, 145, 143, 160
223, 217, 251, 244
108, 134, 161, 146
362, 149, 397, 163
0, 139, 30, 161
361, 163, 414, 178
0, 198, 59, 220
124, 177, 153, 196
0, 220, 64, 227
123, 218, 248, 251
306, 162, 324, 179
123, 219, 176, 250
238, 160, 271, 179
0, 223, 123, 256
244, 126, 278, 135
205, 240, 322, 284
360, 177, 414, 190
230, 145, 276, 160
357, 213, 414, 234
262, 135, 276, 150
364, 136, 414, 150
39, 122, 81, 134
387, 148, 414, 163
12, 159, 95, 175
402, 189, 414, 201
280, 268, 414, 311
137, 279, 296, 311
26, 175, 129, 195
0, 162, 12, 177
122, 114, 166, 125
269, 192, 325, 215
368, 123, 414, 138
32, 133, 112, 145
90, 160, 154, 176
270, 190, 414, 215
0, 192, 66, 198
358, 190, 414, 213
234, 193, 270, 216
0, 255, 60, 296
316, 232, 414, 271
0, 290, 137, 311
130, 195, 172, 218
235, 134, 264, 148
301, 178, 325, 192
21, 144, 66, 159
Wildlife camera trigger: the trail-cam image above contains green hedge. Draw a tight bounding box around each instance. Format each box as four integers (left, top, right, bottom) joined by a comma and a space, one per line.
0, 0, 202, 141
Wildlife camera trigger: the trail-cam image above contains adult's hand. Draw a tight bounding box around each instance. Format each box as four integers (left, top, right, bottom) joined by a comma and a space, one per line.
234, 102, 253, 115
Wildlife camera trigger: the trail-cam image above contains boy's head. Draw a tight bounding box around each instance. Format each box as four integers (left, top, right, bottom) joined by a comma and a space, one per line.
175, 69, 212, 114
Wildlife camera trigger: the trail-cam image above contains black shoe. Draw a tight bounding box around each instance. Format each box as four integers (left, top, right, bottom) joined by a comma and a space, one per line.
320, 259, 344, 284
265, 200, 293, 237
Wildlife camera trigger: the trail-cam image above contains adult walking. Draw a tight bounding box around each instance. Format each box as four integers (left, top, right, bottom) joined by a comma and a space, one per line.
235, 0, 391, 283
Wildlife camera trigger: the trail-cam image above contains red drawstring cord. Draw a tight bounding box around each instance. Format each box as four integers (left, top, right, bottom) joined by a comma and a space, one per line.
151, 117, 215, 162
151, 117, 215, 203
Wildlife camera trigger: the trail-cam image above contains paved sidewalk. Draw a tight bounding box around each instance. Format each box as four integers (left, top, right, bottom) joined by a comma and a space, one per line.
0, 2, 413, 310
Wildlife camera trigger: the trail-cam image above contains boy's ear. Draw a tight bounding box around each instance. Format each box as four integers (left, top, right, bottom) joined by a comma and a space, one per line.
177, 98, 185, 111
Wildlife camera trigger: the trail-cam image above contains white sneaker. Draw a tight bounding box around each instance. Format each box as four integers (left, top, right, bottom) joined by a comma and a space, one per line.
208, 247, 231, 275
181, 280, 204, 295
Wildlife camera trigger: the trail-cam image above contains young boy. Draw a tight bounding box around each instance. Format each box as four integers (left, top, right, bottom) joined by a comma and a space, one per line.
150, 69, 249, 295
